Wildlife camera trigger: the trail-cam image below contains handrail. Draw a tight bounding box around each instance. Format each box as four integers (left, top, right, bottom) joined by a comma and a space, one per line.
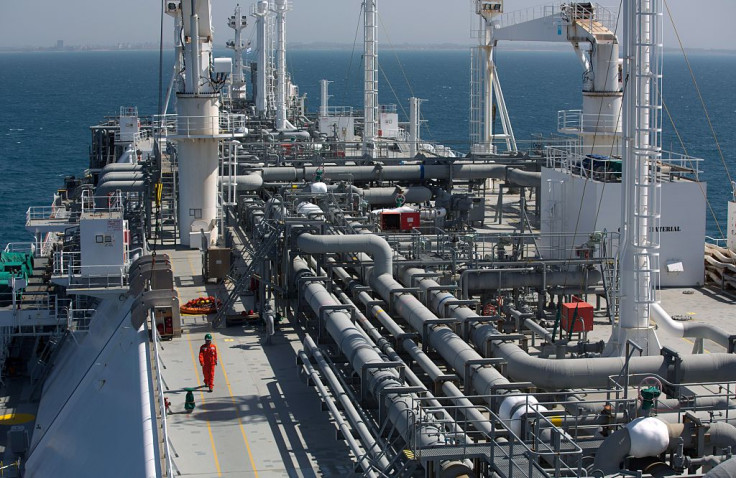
147, 311, 176, 478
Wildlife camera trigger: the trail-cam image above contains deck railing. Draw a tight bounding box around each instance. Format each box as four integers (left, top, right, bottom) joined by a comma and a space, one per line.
53, 251, 127, 288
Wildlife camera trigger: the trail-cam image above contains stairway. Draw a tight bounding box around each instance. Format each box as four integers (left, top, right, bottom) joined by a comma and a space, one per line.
211, 222, 283, 328
156, 152, 178, 245
600, 258, 619, 325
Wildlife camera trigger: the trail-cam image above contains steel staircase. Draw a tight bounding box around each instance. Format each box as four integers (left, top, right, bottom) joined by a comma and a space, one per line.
211, 221, 282, 328
600, 258, 619, 325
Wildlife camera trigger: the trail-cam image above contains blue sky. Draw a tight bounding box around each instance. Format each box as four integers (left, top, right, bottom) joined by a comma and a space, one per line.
1, 1, 734, 50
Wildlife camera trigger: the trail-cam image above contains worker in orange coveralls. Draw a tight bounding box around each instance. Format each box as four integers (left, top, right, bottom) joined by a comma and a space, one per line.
199, 333, 218, 392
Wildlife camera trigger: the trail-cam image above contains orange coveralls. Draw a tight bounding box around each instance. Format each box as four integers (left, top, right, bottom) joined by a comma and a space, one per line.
199, 342, 218, 390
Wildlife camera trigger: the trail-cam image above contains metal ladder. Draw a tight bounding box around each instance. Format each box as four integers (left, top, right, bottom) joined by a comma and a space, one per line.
211, 222, 282, 328
157, 149, 178, 245
600, 258, 619, 325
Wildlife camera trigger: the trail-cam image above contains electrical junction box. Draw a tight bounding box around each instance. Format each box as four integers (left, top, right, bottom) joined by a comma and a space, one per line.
204, 247, 231, 282
561, 300, 594, 332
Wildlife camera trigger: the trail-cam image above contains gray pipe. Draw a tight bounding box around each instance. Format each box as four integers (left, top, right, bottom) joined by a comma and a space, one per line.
95, 180, 147, 196
297, 233, 393, 278
651, 303, 735, 350
506, 168, 542, 188
323, 258, 499, 447
299, 342, 389, 475
299, 233, 736, 409
98, 172, 145, 185
667, 421, 736, 451
259, 164, 533, 183
406, 268, 736, 389
325, 184, 433, 206
219, 173, 264, 191
706, 457, 736, 477
292, 257, 468, 462
296, 234, 514, 399
326, 281, 468, 442
99, 163, 144, 173
656, 396, 736, 414
591, 426, 632, 475
461, 268, 602, 295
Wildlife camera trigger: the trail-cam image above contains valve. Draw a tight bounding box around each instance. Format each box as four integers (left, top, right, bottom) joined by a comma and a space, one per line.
395, 192, 406, 207
638, 376, 663, 415
640, 386, 661, 411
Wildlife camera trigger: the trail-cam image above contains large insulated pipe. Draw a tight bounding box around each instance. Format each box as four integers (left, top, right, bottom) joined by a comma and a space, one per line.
296, 234, 515, 398
408, 268, 736, 389
592, 417, 669, 475
651, 303, 735, 350
506, 168, 542, 188
667, 421, 736, 451
460, 268, 601, 295
258, 163, 535, 184
324, 258, 497, 438
298, 345, 385, 476
325, 282, 469, 442
297, 233, 392, 278
325, 184, 432, 206
99, 163, 145, 174
95, 181, 147, 200
98, 172, 145, 185
291, 257, 472, 473
707, 457, 736, 477
219, 173, 264, 191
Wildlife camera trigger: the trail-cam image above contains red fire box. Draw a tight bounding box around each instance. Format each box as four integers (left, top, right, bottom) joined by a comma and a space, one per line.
380, 212, 420, 231
561, 300, 594, 332
400, 212, 420, 231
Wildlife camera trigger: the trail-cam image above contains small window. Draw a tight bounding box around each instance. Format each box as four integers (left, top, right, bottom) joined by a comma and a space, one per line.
96, 235, 104, 243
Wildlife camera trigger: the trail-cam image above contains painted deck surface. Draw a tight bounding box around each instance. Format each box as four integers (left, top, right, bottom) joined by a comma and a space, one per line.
161, 246, 356, 477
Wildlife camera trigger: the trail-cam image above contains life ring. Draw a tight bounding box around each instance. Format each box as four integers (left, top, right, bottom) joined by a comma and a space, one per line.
180, 296, 222, 315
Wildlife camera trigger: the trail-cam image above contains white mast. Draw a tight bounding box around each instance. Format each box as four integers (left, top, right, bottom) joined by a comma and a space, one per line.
253, 1, 269, 116
163, 3, 185, 112
472, 1, 516, 154
175, 0, 221, 248
409, 97, 422, 158
363, 0, 378, 156
274, 0, 289, 130
319, 79, 331, 118
608, 0, 663, 355
226, 4, 248, 100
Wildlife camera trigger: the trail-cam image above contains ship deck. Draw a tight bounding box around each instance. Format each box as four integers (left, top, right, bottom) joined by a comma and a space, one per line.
160, 245, 357, 476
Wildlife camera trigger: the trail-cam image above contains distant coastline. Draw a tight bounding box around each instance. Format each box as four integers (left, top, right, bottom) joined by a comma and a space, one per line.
1, 42, 735, 55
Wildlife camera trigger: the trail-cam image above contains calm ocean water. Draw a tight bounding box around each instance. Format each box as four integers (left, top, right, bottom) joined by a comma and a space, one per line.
0, 49, 734, 245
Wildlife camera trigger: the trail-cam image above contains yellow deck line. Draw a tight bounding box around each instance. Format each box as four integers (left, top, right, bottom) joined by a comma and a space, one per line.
186, 330, 222, 476
183, 251, 222, 477
220, 358, 260, 476
185, 248, 258, 474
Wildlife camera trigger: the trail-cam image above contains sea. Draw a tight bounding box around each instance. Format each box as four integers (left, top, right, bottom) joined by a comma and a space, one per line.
1, 48, 735, 246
